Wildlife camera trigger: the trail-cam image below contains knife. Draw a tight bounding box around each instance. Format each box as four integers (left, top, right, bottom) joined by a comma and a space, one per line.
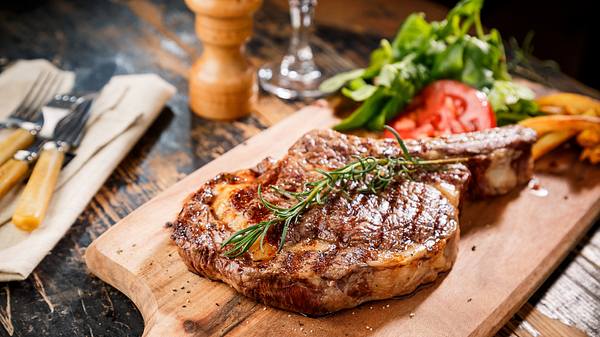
0, 62, 116, 202
0, 61, 116, 165
12, 98, 93, 231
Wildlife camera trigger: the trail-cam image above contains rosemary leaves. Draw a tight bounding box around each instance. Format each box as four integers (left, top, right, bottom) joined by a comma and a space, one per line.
221, 127, 467, 257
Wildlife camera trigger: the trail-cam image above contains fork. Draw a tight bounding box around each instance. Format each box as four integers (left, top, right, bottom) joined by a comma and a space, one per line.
0, 93, 86, 200
12, 97, 94, 230
0, 70, 65, 164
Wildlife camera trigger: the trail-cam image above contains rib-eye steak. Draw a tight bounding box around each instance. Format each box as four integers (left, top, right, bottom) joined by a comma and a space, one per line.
171, 125, 536, 315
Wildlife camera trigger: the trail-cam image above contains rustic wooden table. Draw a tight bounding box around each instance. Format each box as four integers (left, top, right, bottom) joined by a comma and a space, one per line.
0, 1, 598, 336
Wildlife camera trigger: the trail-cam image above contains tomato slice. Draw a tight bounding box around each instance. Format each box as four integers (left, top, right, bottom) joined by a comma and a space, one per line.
384, 80, 495, 139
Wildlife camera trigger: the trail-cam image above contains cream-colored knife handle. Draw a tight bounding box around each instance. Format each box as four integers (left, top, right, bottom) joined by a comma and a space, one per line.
13, 143, 64, 232
0, 129, 35, 165
0, 159, 29, 200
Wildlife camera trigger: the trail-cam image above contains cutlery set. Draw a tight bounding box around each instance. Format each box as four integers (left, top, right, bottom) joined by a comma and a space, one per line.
0, 63, 114, 231
0, 70, 64, 164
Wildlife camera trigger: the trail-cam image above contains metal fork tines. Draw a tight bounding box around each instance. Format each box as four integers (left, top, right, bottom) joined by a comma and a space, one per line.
13, 96, 87, 163
0, 69, 67, 165
1, 69, 65, 132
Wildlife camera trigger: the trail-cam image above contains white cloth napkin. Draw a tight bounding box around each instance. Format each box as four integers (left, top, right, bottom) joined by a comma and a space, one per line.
0, 60, 176, 281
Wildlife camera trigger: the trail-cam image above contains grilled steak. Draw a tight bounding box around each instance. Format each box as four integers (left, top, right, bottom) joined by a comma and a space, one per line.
172, 126, 536, 315
402, 125, 536, 196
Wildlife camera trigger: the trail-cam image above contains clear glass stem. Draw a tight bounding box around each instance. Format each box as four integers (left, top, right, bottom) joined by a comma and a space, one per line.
257, 0, 324, 100
280, 0, 319, 82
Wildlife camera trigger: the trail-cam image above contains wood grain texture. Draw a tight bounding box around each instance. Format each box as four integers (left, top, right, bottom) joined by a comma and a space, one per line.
0, 0, 598, 336
85, 105, 600, 337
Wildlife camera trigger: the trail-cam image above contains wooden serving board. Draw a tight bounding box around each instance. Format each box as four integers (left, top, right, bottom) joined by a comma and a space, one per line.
85, 104, 600, 337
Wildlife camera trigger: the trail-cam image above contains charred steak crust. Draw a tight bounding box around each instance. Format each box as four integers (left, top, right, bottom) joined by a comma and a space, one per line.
172, 126, 536, 314
402, 125, 537, 196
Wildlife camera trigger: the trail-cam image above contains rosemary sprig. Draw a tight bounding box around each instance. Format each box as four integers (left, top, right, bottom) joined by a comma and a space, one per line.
221, 127, 468, 257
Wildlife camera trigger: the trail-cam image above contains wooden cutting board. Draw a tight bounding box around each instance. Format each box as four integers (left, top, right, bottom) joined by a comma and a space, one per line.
85, 104, 600, 337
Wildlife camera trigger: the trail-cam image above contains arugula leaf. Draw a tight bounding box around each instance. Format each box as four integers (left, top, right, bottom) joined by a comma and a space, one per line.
377, 63, 399, 88
460, 36, 495, 87
391, 13, 432, 57
485, 80, 540, 125
432, 38, 464, 79
364, 39, 394, 78
376, 54, 420, 87
319, 68, 365, 93
447, 0, 484, 20
365, 103, 389, 131
485, 29, 510, 81
495, 101, 540, 125
342, 84, 377, 101
334, 88, 387, 131
441, 0, 484, 38
347, 78, 367, 90
486, 80, 535, 109
383, 95, 406, 121
366, 57, 428, 131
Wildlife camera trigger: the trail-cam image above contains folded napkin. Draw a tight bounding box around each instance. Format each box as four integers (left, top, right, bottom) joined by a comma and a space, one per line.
0, 60, 176, 281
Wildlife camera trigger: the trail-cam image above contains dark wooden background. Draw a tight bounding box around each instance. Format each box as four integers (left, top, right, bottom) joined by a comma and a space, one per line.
0, 0, 598, 336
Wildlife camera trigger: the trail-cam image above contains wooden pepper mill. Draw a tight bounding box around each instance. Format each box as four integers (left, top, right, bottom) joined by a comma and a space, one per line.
185, 0, 262, 120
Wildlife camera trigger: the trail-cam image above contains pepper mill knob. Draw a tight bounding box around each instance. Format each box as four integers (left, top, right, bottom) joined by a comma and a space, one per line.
185, 0, 262, 120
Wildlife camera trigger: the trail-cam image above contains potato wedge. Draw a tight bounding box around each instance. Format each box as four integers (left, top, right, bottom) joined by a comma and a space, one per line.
519, 115, 600, 136
536, 93, 600, 116
531, 130, 578, 160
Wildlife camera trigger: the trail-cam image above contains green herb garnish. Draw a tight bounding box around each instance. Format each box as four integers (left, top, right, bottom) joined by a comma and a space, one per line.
320, 0, 538, 131
221, 127, 468, 258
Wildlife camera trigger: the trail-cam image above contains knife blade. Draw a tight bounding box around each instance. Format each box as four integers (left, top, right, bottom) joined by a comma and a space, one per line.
12, 98, 93, 231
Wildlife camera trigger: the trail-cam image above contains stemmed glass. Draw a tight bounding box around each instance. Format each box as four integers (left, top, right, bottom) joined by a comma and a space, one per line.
258, 0, 323, 100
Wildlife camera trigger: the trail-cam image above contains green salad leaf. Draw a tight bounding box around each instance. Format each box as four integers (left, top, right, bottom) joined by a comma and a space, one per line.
319, 0, 538, 131
432, 38, 465, 79
319, 68, 365, 94
391, 13, 432, 58
341, 83, 377, 101
364, 39, 393, 78
334, 88, 387, 131
485, 80, 541, 125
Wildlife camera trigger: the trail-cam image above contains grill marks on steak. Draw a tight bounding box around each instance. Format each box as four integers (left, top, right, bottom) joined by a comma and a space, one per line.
289, 179, 460, 250
172, 126, 536, 314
